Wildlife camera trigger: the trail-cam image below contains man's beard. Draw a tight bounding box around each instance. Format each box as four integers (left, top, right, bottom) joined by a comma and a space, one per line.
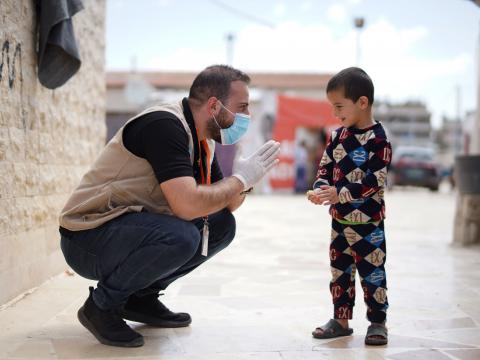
207, 108, 229, 143
207, 118, 221, 143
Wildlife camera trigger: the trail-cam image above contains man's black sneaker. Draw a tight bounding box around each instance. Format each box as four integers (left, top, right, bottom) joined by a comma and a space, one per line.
120, 293, 192, 328
77, 287, 144, 347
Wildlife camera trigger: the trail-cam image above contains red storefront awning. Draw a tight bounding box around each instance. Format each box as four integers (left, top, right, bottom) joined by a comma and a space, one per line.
270, 94, 340, 190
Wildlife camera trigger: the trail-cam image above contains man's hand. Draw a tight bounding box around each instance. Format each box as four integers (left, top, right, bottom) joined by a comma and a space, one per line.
161, 140, 280, 220
306, 185, 339, 205
232, 140, 281, 190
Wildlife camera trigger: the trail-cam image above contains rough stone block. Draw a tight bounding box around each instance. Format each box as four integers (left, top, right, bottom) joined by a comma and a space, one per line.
0, 0, 106, 304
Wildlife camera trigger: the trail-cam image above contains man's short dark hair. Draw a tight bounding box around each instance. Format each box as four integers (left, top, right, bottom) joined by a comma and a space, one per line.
189, 65, 251, 104
326, 67, 374, 105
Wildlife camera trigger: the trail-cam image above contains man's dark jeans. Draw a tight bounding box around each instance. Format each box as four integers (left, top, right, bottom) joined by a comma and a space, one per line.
60, 209, 236, 310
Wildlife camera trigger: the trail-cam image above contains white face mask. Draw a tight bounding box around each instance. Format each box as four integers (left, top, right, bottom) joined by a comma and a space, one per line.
212, 102, 250, 145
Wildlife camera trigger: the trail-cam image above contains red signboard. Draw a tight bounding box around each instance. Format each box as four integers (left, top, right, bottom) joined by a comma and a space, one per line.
270, 94, 340, 190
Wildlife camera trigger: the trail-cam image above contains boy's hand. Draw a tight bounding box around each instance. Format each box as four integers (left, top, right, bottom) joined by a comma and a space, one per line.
306, 185, 339, 205
306, 189, 323, 205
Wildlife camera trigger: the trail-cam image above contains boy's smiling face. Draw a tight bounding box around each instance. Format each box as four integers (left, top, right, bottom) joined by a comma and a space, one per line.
327, 88, 370, 129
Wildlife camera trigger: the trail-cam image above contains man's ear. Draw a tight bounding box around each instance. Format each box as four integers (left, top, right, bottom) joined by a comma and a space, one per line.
206, 97, 219, 116
358, 96, 370, 109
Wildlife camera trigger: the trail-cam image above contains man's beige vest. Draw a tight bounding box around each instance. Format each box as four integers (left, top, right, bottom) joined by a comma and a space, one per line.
59, 100, 215, 231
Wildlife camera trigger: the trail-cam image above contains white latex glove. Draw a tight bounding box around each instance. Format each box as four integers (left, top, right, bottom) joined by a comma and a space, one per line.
232, 140, 281, 190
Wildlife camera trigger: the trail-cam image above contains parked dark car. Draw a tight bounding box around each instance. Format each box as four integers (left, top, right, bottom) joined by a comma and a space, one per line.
388, 146, 441, 191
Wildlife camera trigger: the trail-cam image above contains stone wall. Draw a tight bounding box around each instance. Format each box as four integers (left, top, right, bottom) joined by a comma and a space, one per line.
0, 0, 106, 304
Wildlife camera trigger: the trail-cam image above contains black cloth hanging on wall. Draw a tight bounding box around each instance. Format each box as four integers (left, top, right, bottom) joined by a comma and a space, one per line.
37, 0, 84, 89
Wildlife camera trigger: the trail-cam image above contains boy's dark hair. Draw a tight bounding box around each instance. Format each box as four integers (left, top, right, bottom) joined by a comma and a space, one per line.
189, 65, 250, 104
326, 67, 374, 105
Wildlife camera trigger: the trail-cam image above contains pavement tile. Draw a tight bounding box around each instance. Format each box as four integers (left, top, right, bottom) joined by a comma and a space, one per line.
1, 189, 479, 359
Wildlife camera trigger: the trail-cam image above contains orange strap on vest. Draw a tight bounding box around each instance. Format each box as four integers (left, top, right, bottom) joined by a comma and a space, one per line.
195, 131, 212, 257
199, 139, 211, 185
196, 128, 211, 186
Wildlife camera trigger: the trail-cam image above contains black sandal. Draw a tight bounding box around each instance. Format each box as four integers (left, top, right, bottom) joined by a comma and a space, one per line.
365, 323, 388, 346
312, 319, 353, 339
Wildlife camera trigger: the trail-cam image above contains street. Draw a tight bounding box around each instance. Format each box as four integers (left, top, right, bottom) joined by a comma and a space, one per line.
1, 186, 479, 360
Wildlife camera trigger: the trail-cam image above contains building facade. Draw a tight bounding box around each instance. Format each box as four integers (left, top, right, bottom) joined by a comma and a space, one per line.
0, 0, 106, 304
105, 71, 331, 140
374, 101, 433, 150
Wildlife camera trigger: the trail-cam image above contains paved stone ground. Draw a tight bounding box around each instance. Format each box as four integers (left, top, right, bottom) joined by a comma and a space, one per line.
1, 186, 479, 360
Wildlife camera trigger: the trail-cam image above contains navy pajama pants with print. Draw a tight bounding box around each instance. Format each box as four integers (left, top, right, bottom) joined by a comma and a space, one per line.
329, 218, 388, 323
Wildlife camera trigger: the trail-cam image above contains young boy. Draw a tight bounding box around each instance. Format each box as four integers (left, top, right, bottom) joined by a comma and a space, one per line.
307, 67, 392, 346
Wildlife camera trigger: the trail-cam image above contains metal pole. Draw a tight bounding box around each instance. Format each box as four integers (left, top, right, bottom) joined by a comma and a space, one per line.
354, 17, 365, 67
474, 19, 480, 154
226, 33, 235, 66
456, 85, 462, 154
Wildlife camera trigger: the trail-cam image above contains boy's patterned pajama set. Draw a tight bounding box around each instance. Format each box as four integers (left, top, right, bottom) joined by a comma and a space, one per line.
314, 122, 392, 324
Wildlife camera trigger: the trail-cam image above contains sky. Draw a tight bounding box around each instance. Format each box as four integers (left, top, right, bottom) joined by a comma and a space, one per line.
106, 0, 479, 128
